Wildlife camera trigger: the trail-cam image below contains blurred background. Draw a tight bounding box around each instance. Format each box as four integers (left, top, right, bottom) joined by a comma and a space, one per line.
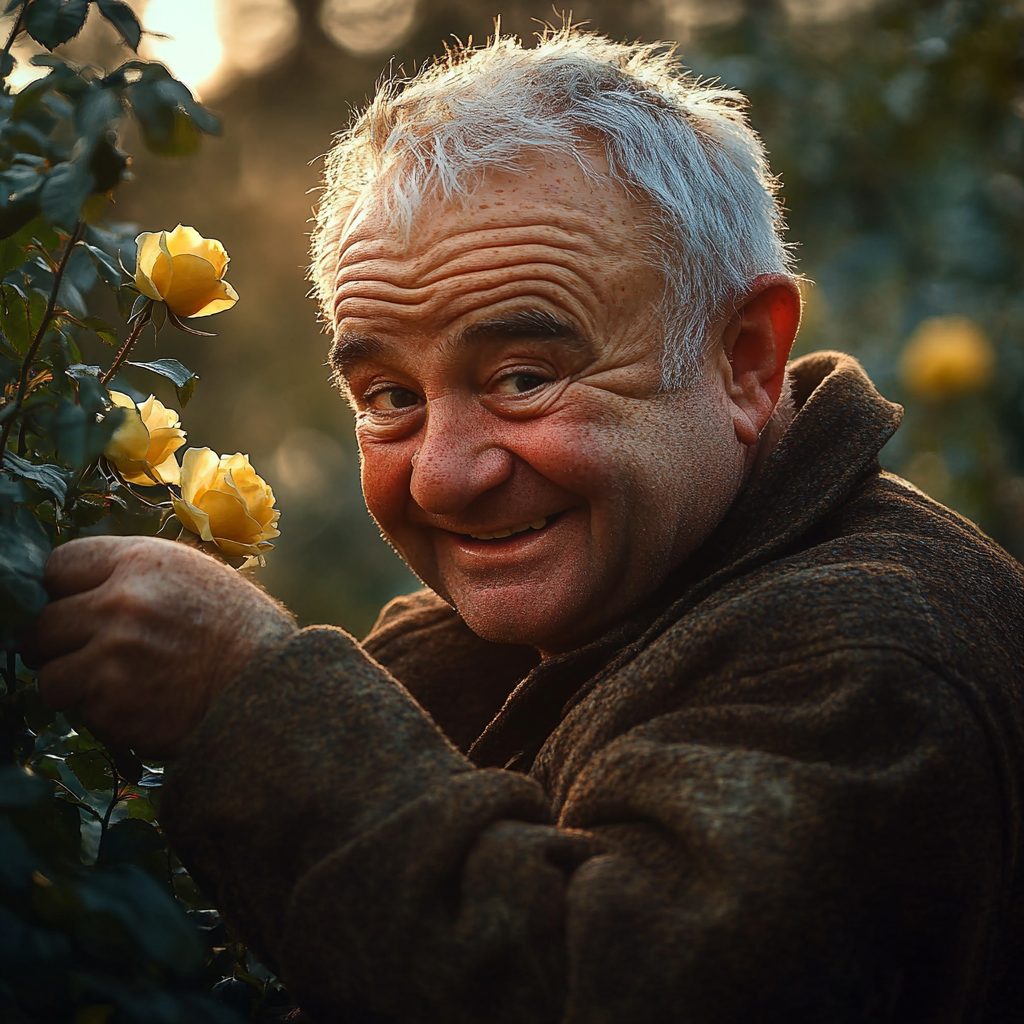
8, 0, 1023, 633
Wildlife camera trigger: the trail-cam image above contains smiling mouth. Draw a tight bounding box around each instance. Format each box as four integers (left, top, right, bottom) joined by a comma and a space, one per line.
462, 513, 561, 541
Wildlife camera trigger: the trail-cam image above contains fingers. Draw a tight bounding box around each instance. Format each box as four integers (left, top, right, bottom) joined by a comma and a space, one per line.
44, 534, 185, 599
36, 645, 91, 711
20, 590, 103, 668
44, 536, 128, 599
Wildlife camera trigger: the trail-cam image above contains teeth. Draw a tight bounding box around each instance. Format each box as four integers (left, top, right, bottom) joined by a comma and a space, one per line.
470, 517, 548, 541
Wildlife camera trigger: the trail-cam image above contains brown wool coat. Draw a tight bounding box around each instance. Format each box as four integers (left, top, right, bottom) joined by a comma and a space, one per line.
164, 352, 1024, 1023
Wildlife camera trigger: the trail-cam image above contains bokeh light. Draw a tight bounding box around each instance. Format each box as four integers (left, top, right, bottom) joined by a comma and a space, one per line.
142, 0, 224, 97
218, 0, 299, 76
319, 0, 417, 56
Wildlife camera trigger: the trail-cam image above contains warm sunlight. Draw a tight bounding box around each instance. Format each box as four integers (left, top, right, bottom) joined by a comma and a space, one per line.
142, 0, 224, 98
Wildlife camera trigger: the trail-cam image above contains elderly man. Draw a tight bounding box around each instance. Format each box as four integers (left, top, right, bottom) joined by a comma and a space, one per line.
27, 30, 1024, 1023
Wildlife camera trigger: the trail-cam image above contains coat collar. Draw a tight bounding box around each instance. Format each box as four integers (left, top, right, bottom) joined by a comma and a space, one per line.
467, 351, 904, 771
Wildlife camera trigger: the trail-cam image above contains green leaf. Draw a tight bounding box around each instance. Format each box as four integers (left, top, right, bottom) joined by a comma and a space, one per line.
49, 392, 119, 469
0, 219, 51, 277
125, 358, 200, 406
0, 284, 31, 355
26, 287, 49, 344
0, 504, 51, 645
0, 766, 51, 809
40, 160, 95, 231
66, 314, 116, 348
124, 357, 193, 387
24, 0, 90, 50
0, 194, 41, 242
65, 362, 102, 379
76, 241, 122, 287
96, 0, 141, 51
1, 450, 69, 505
65, 749, 114, 792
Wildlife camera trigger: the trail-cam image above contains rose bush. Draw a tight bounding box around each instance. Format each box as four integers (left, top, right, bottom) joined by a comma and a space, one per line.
135, 225, 240, 318
173, 448, 281, 559
103, 392, 187, 486
0, 4, 292, 1015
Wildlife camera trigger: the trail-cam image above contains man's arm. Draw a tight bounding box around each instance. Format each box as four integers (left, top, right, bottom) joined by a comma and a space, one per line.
161, 626, 1003, 1024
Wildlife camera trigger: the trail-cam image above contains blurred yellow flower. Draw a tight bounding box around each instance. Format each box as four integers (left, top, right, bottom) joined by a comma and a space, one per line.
899, 315, 995, 401
172, 448, 280, 558
104, 392, 186, 486
134, 225, 239, 318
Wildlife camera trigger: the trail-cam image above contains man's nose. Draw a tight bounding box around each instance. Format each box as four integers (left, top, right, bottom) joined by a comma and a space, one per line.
409, 396, 514, 516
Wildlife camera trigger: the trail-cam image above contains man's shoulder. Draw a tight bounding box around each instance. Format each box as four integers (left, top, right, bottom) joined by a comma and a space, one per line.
650, 465, 1024, 692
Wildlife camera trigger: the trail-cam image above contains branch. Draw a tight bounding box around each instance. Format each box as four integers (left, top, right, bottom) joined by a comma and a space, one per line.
0, 222, 86, 470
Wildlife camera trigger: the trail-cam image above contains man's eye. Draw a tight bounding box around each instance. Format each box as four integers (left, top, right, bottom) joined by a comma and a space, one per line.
495, 373, 549, 395
368, 388, 421, 411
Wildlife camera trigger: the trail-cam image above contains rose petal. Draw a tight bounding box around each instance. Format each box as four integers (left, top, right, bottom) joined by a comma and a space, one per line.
189, 280, 239, 318
172, 496, 214, 542
178, 448, 222, 504
197, 489, 265, 545
134, 233, 168, 300
138, 395, 181, 432
105, 404, 151, 465
213, 536, 275, 558
165, 224, 230, 277
149, 450, 181, 486
146, 427, 187, 476
156, 252, 225, 318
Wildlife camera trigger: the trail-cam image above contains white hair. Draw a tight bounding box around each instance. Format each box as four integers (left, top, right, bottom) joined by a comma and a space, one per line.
310, 27, 795, 387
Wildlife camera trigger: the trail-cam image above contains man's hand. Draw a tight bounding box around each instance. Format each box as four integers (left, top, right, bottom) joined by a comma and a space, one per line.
21, 536, 298, 759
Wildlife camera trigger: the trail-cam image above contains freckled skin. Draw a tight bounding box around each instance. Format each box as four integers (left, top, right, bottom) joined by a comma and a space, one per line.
334, 154, 801, 656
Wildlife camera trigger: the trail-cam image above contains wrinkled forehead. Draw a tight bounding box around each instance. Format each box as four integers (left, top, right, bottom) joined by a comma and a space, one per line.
330, 150, 656, 322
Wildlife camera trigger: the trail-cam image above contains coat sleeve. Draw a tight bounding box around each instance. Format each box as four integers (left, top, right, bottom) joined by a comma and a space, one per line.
161, 625, 1003, 1024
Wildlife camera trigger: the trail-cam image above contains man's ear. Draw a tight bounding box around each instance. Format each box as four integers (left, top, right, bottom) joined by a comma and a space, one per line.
718, 274, 802, 446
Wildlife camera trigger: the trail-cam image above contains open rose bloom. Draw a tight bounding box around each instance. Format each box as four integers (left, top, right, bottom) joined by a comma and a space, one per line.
134, 225, 239, 318
103, 392, 186, 485
172, 448, 280, 559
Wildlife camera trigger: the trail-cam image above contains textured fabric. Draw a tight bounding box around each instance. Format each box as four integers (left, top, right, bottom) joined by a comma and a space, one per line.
163, 352, 1024, 1023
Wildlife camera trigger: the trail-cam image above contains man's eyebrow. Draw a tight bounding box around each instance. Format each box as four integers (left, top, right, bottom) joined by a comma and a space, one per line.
459, 309, 586, 347
329, 333, 384, 377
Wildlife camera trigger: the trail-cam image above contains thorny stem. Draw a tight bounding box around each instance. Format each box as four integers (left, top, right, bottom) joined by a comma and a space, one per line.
0, 222, 86, 470
100, 304, 153, 385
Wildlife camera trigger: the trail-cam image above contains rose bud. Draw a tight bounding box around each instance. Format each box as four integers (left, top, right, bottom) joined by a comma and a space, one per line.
103, 392, 187, 486
134, 225, 239, 318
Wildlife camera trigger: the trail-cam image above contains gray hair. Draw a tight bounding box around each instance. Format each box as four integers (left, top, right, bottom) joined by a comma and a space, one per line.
310, 27, 795, 387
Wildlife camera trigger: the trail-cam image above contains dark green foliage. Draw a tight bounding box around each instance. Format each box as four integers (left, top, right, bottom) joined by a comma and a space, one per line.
0, 2, 297, 1020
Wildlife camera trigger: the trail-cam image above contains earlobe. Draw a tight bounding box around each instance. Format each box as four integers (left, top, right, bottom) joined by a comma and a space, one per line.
722, 275, 801, 446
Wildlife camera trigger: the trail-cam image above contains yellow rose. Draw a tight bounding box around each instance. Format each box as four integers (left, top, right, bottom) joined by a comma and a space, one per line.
899, 315, 995, 401
134, 225, 239, 318
172, 448, 280, 558
103, 392, 186, 486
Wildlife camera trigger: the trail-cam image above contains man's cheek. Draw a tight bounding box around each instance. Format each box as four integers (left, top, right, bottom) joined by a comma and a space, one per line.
358, 440, 410, 531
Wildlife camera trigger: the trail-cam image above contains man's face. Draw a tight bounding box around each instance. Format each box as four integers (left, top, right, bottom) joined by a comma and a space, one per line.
331, 154, 748, 655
